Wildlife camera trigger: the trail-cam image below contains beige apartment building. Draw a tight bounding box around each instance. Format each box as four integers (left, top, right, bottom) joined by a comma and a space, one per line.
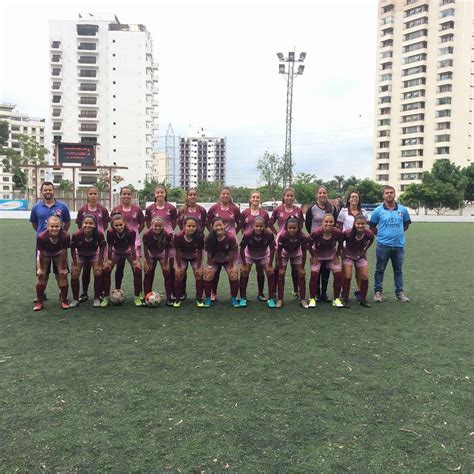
374, 0, 473, 192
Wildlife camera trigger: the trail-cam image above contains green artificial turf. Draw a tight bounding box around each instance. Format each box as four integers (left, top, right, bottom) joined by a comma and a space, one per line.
0, 220, 473, 472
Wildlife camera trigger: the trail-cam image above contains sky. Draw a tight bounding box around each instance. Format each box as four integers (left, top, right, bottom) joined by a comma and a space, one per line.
0, 0, 378, 187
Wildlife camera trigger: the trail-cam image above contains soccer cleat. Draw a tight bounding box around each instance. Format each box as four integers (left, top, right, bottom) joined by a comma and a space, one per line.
211, 292, 218, 303
33, 293, 48, 303
134, 296, 143, 307
79, 293, 89, 303
275, 299, 283, 308
93, 298, 101, 308
100, 297, 109, 307
374, 291, 383, 303
69, 300, 80, 308
231, 297, 240, 308
354, 290, 361, 302
239, 298, 247, 308
308, 298, 317, 308
343, 298, 350, 308
203, 297, 212, 308
166, 299, 175, 307
396, 292, 410, 302
61, 302, 70, 310
332, 298, 344, 308
173, 300, 182, 308
196, 300, 205, 308
360, 300, 371, 308
257, 294, 267, 302
267, 299, 276, 308
300, 300, 309, 309
33, 303, 43, 312
291, 291, 299, 299
180, 293, 187, 301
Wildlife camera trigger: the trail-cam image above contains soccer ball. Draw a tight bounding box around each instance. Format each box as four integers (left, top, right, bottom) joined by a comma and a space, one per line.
110, 289, 126, 305
145, 291, 161, 307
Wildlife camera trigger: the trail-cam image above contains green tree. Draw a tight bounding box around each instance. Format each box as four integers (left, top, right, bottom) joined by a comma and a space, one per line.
58, 179, 73, 192
333, 175, 345, 193
461, 164, 474, 204
430, 159, 462, 187
341, 175, 360, 195
197, 181, 221, 202
0, 121, 9, 146
420, 181, 462, 215
399, 183, 426, 215
292, 172, 321, 205
96, 170, 110, 192
357, 179, 383, 204
257, 152, 285, 198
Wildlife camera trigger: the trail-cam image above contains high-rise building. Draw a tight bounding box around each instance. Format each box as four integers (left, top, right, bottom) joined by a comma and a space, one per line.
373, 0, 473, 192
0, 103, 46, 198
49, 14, 158, 188
179, 127, 226, 189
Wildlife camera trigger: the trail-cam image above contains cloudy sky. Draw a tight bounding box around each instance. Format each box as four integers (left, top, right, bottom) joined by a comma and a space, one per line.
0, 0, 378, 186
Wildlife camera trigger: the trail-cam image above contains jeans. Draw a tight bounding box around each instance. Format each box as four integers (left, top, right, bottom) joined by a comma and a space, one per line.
374, 243, 405, 295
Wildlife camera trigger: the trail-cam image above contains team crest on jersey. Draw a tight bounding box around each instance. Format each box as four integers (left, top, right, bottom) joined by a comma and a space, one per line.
397, 211, 403, 217
55, 209, 62, 216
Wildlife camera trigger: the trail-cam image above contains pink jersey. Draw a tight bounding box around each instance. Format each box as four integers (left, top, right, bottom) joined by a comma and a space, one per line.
106, 228, 136, 255
343, 229, 374, 260
145, 202, 178, 234
112, 204, 145, 246
142, 228, 172, 259
240, 208, 270, 233
174, 231, 204, 260
177, 205, 207, 231
241, 229, 274, 259
205, 232, 238, 263
207, 204, 241, 237
277, 231, 308, 255
37, 230, 70, 257
270, 205, 304, 235
76, 204, 109, 233
71, 229, 106, 257
310, 227, 342, 260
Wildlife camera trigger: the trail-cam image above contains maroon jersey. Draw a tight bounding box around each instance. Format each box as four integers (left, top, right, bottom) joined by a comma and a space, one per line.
270, 204, 304, 234
241, 229, 274, 257
145, 202, 178, 234
343, 229, 374, 260
143, 229, 172, 258
205, 232, 238, 263
37, 230, 70, 257
207, 204, 241, 236
112, 204, 145, 245
76, 204, 109, 233
277, 231, 308, 254
177, 205, 207, 231
174, 231, 204, 260
240, 208, 270, 233
311, 227, 342, 260
71, 229, 106, 256
106, 228, 136, 255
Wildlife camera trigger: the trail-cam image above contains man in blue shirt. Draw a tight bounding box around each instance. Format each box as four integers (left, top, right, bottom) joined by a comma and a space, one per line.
369, 185, 411, 303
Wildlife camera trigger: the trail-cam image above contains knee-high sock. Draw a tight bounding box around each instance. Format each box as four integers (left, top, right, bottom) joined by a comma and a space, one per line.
298, 275, 306, 300
309, 272, 319, 299
277, 273, 285, 300
169, 264, 176, 296
174, 277, 183, 300
82, 263, 91, 295
115, 259, 125, 289
71, 278, 80, 300
182, 272, 187, 296
195, 277, 203, 300
256, 267, 265, 295
360, 279, 369, 301
204, 279, 212, 298
94, 274, 102, 299
321, 266, 330, 296
163, 269, 173, 300
291, 265, 299, 293
342, 277, 351, 300
59, 284, 68, 303
133, 268, 142, 296
239, 274, 249, 298
212, 265, 221, 294
267, 273, 276, 300
102, 267, 111, 296
36, 283, 46, 304
229, 278, 239, 298
143, 269, 154, 295
333, 272, 342, 299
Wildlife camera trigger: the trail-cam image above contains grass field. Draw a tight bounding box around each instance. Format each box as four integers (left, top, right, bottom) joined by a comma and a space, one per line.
1, 220, 473, 472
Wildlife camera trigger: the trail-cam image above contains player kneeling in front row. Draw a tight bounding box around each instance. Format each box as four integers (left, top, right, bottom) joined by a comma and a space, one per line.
34, 216, 70, 311
239, 216, 276, 308
101, 213, 143, 307
70, 214, 106, 308
173, 216, 205, 308
341, 215, 374, 308
309, 213, 343, 308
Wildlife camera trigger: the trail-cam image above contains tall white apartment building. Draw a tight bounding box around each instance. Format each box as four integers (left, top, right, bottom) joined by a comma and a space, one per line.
179, 127, 226, 189
49, 14, 158, 188
374, 0, 473, 192
0, 103, 46, 198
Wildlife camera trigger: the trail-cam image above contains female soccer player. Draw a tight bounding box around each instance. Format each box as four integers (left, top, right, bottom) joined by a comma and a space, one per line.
240, 191, 270, 301
239, 216, 276, 308
142, 216, 173, 305
112, 187, 145, 291
269, 187, 304, 300
75, 186, 109, 302
70, 214, 106, 308
275, 217, 308, 309
309, 213, 344, 308
173, 216, 205, 308
206, 187, 241, 302
203, 217, 239, 308
177, 188, 207, 231
341, 214, 374, 308
34, 215, 70, 311
101, 213, 143, 307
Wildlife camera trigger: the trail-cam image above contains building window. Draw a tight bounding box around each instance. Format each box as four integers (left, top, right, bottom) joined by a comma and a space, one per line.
52, 95, 61, 103
403, 66, 426, 76
79, 109, 98, 118
51, 68, 61, 76
80, 123, 97, 132
437, 122, 451, 130
377, 175, 389, 181
436, 146, 450, 154
380, 85, 391, 93
77, 24, 99, 36
51, 41, 61, 48
405, 17, 428, 29
52, 122, 62, 131
382, 27, 394, 36
440, 0, 455, 4
404, 29, 428, 41
51, 54, 61, 62
401, 173, 422, 180
402, 150, 423, 157
436, 109, 451, 117
439, 46, 454, 55
403, 89, 425, 99
80, 96, 97, 105
380, 96, 391, 104
379, 130, 390, 137
404, 41, 427, 53
381, 39, 393, 48
379, 141, 390, 148
52, 82, 61, 90
380, 51, 393, 59
381, 62, 392, 70
402, 113, 425, 122
402, 137, 423, 146
78, 42, 97, 50
440, 34, 454, 43
81, 137, 97, 144
403, 78, 426, 88
79, 69, 97, 78
378, 163, 389, 171
382, 4, 394, 13
404, 53, 427, 64
380, 73, 392, 82
438, 71, 453, 81
402, 126, 424, 134
402, 101, 425, 111
52, 108, 61, 117
440, 20, 455, 30
437, 96, 451, 105
380, 108, 391, 115
438, 59, 453, 68
378, 119, 391, 126
78, 56, 97, 64
377, 152, 390, 159
80, 83, 97, 91
440, 8, 455, 17
405, 5, 429, 17
435, 134, 450, 142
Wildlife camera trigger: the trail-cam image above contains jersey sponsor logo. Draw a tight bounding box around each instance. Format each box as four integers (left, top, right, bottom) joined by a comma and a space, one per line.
55, 208, 63, 216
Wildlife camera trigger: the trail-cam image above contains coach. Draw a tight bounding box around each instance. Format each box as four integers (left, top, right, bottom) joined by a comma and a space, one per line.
369, 185, 411, 303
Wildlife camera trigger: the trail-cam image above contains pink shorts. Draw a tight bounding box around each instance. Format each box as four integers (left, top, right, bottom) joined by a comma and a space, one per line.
148, 249, 167, 262
76, 252, 99, 265
208, 261, 235, 273
112, 250, 132, 262
343, 257, 368, 268
176, 258, 199, 270
243, 248, 270, 266
281, 248, 302, 266
311, 258, 342, 273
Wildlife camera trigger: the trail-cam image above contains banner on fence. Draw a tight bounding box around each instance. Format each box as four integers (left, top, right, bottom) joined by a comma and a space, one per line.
0, 199, 28, 211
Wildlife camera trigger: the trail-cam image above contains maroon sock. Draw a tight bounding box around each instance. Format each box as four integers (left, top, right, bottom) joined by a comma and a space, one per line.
94, 274, 102, 299
36, 283, 46, 304
204, 279, 212, 298
267, 272, 276, 300
60, 285, 68, 303
143, 270, 154, 295
360, 279, 369, 301
82, 264, 91, 295
174, 277, 183, 300
240, 274, 249, 298
342, 277, 351, 300
102, 268, 111, 296
298, 275, 306, 300
230, 279, 239, 298
212, 267, 221, 293
196, 277, 203, 300
291, 266, 299, 293
163, 269, 173, 300
133, 267, 142, 296
309, 272, 319, 299
257, 271, 265, 295
71, 278, 80, 300
277, 273, 285, 300
115, 260, 125, 289
333, 272, 342, 299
